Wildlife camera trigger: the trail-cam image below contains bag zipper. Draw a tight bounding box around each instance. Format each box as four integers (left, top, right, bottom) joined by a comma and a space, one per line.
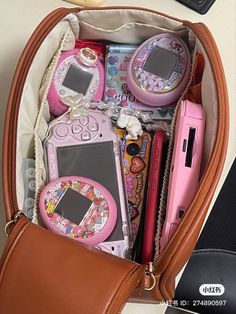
154, 22, 228, 296
4, 211, 26, 237
3, 6, 228, 300
117, 262, 155, 314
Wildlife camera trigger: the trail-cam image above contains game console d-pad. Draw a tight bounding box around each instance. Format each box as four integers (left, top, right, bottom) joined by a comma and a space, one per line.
52, 115, 99, 142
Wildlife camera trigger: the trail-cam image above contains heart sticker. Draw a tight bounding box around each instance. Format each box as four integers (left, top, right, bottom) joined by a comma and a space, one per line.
130, 156, 146, 174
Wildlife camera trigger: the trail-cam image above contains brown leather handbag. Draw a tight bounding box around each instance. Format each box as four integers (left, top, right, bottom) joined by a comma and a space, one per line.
0, 6, 229, 314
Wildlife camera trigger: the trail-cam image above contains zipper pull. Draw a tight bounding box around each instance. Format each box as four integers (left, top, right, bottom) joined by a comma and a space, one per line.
5, 211, 26, 237
144, 262, 157, 291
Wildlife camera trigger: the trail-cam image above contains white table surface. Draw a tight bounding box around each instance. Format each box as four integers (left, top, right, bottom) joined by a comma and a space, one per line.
0, 1, 235, 313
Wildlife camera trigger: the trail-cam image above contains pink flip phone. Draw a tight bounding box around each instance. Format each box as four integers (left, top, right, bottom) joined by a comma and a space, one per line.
48, 48, 104, 117
44, 110, 131, 258
160, 100, 206, 252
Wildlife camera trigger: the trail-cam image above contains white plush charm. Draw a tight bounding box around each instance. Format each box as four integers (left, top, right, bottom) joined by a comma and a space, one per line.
117, 112, 143, 140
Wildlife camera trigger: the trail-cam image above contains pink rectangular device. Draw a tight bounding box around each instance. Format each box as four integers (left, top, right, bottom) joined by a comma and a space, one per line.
44, 110, 131, 258
160, 100, 206, 252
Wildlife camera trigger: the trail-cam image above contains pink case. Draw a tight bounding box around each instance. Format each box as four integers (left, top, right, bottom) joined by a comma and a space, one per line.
48, 48, 104, 117
127, 34, 191, 107
39, 176, 117, 246
160, 100, 206, 252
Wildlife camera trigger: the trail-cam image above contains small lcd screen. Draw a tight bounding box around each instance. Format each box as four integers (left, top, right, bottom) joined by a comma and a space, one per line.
56, 141, 123, 241
62, 64, 93, 95
54, 188, 92, 225
143, 46, 178, 80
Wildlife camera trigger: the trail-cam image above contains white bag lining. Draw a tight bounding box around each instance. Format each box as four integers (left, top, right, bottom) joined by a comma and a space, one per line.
78, 20, 190, 45
77, 9, 185, 32
16, 20, 72, 211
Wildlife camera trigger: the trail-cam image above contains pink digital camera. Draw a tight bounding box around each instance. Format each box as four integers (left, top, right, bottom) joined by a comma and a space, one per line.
44, 110, 131, 257
48, 48, 104, 117
160, 100, 206, 252
127, 34, 191, 107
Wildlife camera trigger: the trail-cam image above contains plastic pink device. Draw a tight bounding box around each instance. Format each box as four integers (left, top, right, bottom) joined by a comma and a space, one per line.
160, 100, 206, 252
44, 110, 131, 257
39, 176, 117, 246
127, 34, 191, 107
48, 48, 104, 117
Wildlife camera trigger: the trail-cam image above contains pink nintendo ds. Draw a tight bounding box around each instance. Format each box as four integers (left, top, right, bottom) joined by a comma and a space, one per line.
48, 48, 104, 117
127, 34, 191, 107
160, 100, 206, 252
44, 110, 131, 257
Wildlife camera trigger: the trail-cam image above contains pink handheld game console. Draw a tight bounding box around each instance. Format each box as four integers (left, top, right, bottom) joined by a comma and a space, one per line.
127, 34, 191, 107
39, 176, 117, 246
160, 100, 206, 252
48, 48, 104, 117
44, 111, 131, 257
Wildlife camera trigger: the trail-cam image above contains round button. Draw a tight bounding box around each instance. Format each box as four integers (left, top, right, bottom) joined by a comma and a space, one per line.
126, 143, 140, 156
54, 125, 69, 138
108, 55, 119, 65
81, 131, 91, 141
77, 48, 97, 66
79, 116, 89, 126
88, 122, 98, 132
106, 89, 116, 98
108, 66, 118, 76
72, 121, 82, 134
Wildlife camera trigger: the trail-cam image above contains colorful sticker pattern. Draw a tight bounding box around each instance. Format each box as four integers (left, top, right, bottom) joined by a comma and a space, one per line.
133, 37, 186, 93
44, 179, 109, 239
117, 129, 152, 241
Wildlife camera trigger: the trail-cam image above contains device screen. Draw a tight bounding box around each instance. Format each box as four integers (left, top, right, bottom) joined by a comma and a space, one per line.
54, 188, 92, 225
56, 141, 123, 241
143, 46, 178, 80
62, 64, 93, 95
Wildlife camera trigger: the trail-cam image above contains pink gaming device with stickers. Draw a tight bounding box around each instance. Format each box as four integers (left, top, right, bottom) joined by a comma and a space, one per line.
127, 34, 191, 107
48, 48, 104, 117
39, 176, 117, 247
160, 100, 206, 252
44, 110, 131, 257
